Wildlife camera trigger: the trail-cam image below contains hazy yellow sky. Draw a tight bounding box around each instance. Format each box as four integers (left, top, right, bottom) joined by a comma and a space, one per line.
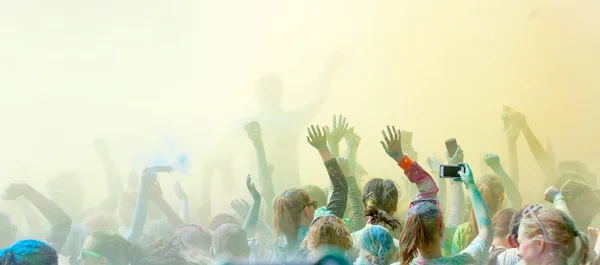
1, 0, 599, 209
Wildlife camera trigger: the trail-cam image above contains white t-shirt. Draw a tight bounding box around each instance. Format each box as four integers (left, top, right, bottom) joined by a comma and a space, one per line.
494, 247, 520, 265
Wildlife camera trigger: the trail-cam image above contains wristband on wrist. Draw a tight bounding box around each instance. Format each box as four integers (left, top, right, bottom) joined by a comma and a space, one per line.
398, 155, 413, 171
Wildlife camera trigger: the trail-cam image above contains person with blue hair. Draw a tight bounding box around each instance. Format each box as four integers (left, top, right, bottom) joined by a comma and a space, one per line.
0, 239, 58, 265
354, 225, 396, 265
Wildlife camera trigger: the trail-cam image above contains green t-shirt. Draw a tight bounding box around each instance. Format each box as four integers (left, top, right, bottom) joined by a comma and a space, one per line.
452, 222, 472, 255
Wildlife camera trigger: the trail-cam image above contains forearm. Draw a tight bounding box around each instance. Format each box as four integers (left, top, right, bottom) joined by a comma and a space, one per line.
399, 155, 439, 199
153, 198, 184, 228
243, 198, 261, 236
507, 139, 520, 187
469, 185, 493, 242
490, 165, 522, 208
347, 177, 366, 231
446, 182, 465, 228
254, 141, 275, 211
551, 193, 571, 217
324, 158, 348, 218
521, 125, 556, 183
23, 187, 72, 250
99, 153, 125, 202
179, 198, 189, 224
17, 198, 46, 238
125, 181, 153, 241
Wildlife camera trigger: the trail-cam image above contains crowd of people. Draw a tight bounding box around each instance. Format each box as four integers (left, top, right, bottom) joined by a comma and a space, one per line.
0, 89, 598, 265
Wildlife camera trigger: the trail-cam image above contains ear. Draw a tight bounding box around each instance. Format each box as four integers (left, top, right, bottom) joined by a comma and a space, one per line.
508, 235, 517, 248
534, 238, 546, 253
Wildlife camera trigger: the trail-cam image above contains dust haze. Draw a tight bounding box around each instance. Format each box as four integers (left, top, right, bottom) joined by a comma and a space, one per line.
0, 0, 599, 222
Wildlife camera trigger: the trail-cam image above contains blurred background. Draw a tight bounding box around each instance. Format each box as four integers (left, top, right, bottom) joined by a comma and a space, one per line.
0, 0, 599, 215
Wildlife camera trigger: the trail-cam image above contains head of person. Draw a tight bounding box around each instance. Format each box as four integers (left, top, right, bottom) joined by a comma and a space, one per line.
557, 160, 595, 187
492, 208, 515, 247
362, 178, 400, 230
0, 213, 17, 249
463, 174, 505, 243
508, 204, 541, 249
399, 199, 443, 265
255, 73, 283, 110
0, 240, 58, 265
172, 224, 213, 264
272, 188, 316, 243
560, 179, 600, 229
300, 215, 351, 253
46, 171, 85, 216
83, 211, 120, 233
81, 231, 143, 265
209, 214, 240, 231
302, 185, 327, 208
554, 171, 585, 190
518, 207, 588, 265
356, 225, 396, 265
210, 224, 249, 259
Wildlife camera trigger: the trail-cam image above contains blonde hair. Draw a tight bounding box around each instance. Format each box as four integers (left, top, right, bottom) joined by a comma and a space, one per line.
463, 174, 504, 243
399, 202, 442, 265
520, 208, 589, 264
362, 178, 401, 230
272, 188, 311, 243
300, 215, 351, 252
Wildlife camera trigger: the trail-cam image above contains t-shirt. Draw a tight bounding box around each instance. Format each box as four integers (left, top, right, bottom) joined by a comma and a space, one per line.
407, 237, 488, 265
452, 222, 471, 255
494, 247, 520, 265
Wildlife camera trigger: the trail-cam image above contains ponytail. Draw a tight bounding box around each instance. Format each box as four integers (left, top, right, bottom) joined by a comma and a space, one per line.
399, 203, 440, 265
399, 214, 423, 265
364, 202, 401, 231
577, 231, 590, 265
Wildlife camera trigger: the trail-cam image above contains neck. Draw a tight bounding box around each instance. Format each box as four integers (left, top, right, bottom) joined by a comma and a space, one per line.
418, 242, 443, 260
492, 237, 511, 249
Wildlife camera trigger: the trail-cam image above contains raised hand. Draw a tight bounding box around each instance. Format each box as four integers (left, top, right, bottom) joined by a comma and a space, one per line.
544, 186, 561, 203
174, 180, 187, 200
484, 153, 501, 168
426, 157, 442, 174
502, 105, 525, 142
326, 114, 349, 147
2, 183, 31, 200
230, 199, 251, 218
380, 125, 403, 163
246, 175, 261, 202
344, 127, 361, 151
307, 125, 329, 150
457, 163, 476, 187
446, 146, 464, 165
244, 121, 263, 144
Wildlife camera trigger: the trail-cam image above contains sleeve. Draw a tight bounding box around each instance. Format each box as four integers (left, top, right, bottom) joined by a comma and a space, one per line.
346, 177, 366, 231
458, 237, 489, 265
324, 159, 348, 218
398, 155, 439, 199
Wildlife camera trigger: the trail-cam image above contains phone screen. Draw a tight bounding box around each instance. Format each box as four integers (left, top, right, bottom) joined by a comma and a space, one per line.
445, 138, 458, 156
440, 165, 464, 178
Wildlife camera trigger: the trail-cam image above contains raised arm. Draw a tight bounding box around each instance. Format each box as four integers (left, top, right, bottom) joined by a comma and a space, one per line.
243, 175, 261, 236
544, 186, 571, 216
2, 183, 72, 251
426, 157, 447, 207
307, 125, 348, 218
149, 180, 184, 229
458, 164, 493, 244
174, 181, 190, 224
298, 53, 344, 123
124, 167, 160, 242
381, 126, 438, 199
484, 153, 522, 208
230, 199, 273, 237
244, 121, 275, 219
93, 138, 125, 211
502, 109, 522, 187
344, 128, 367, 231
326, 114, 349, 158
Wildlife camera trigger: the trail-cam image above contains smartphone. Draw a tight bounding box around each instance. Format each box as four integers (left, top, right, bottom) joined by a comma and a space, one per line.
440, 164, 465, 178
401, 131, 413, 148
445, 138, 458, 157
